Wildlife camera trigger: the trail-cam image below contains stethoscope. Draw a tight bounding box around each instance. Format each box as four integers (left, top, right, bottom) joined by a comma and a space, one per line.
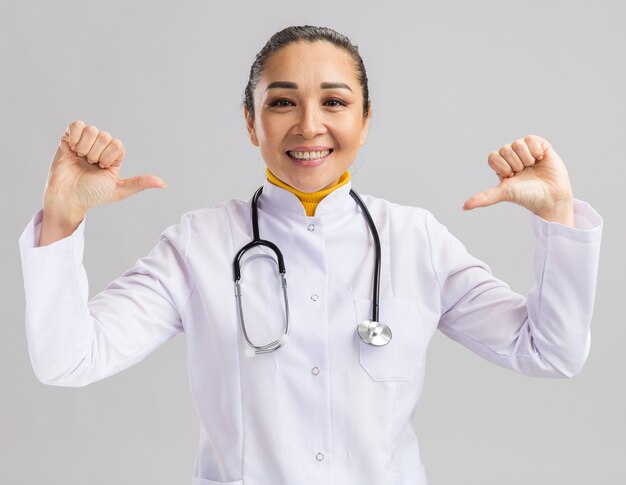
233, 186, 392, 357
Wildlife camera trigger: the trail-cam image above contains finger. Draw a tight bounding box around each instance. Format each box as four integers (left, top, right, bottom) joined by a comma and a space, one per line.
499, 145, 524, 173
511, 139, 536, 167
63, 120, 85, 150
488, 151, 514, 178
86, 131, 113, 165
99, 139, 125, 168
463, 185, 508, 211
75, 124, 100, 161
117, 174, 168, 200
523, 135, 551, 160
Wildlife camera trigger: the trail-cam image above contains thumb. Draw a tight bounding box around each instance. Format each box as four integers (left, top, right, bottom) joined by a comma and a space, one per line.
58, 133, 75, 156
463, 185, 508, 211
117, 174, 168, 200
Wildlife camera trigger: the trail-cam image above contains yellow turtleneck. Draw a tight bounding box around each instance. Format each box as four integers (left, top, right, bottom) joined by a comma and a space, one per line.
266, 169, 351, 216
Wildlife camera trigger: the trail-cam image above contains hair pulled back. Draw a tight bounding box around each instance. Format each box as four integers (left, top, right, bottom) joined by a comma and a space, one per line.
243, 25, 370, 119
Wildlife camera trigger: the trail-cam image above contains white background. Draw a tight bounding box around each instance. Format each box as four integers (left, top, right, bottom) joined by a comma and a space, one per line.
2, 0, 624, 483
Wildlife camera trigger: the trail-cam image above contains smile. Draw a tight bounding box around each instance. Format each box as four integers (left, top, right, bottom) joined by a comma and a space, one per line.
286, 149, 333, 160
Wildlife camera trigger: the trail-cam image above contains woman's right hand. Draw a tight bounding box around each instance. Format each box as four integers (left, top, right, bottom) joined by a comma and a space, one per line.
44, 120, 167, 216
38, 120, 167, 246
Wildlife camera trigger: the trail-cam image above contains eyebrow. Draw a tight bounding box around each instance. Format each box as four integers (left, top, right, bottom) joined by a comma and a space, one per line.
265, 81, 353, 92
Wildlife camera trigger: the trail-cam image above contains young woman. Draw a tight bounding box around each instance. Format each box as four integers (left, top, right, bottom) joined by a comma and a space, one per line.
20, 25, 602, 485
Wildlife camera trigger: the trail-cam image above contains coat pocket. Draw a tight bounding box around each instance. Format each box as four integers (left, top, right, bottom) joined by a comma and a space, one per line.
355, 298, 425, 382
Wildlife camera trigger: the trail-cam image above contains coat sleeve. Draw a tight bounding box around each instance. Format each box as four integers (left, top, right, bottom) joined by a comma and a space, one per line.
18, 209, 195, 387
425, 199, 603, 378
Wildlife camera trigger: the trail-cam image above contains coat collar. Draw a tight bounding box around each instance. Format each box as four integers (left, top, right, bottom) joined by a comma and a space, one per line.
259, 177, 355, 218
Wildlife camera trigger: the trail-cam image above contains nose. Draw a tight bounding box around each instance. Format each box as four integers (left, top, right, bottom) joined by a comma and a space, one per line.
293, 103, 327, 139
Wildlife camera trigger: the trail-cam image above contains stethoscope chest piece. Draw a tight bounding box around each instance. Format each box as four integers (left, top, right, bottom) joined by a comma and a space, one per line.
357, 320, 392, 346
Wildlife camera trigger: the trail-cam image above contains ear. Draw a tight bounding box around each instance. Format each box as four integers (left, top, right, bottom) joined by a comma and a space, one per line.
244, 106, 259, 146
359, 103, 372, 146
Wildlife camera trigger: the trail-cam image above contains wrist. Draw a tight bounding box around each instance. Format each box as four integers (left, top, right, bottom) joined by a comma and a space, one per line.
39, 200, 86, 247
534, 197, 575, 227
43, 194, 86, 221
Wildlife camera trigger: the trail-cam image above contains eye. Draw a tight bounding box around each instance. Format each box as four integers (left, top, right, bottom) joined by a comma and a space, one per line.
270, 99, 294, 107
325, 98, 346, 107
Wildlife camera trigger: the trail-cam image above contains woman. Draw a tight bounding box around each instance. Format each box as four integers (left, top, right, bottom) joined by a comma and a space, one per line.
20, 25, 602, 485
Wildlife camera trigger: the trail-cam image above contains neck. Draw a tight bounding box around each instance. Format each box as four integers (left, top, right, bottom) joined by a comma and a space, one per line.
266, 169, 351, 216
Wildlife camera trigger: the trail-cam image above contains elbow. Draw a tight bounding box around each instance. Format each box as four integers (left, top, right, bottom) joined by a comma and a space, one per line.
530, 329, 591, 379
541, 344, 590, 379
552, 355, 588, 379
34, 372, 92, 388
33, 369, 90, 388
30, 357, 94, 388
515, 353, 588, 379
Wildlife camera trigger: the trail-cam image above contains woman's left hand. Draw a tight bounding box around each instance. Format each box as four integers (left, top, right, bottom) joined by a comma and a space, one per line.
463, 135, 575, 227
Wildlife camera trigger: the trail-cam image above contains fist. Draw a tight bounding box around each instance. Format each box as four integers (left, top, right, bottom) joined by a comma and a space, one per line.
44, 120, 167, 213
62, 121, 125, 169
463, 135, 574, 225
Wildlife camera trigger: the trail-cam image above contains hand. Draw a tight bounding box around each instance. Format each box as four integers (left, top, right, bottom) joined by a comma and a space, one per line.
44, 120, 167, 215
463, 135, 575, 226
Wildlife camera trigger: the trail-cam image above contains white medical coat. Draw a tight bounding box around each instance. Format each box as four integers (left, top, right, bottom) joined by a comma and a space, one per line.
19, 179, 603, 485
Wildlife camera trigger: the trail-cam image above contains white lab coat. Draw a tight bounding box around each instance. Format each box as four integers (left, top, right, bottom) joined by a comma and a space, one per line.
19, 178, 603, 485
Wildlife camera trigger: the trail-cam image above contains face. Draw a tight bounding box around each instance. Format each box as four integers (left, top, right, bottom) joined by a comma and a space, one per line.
245, 41, 371, 193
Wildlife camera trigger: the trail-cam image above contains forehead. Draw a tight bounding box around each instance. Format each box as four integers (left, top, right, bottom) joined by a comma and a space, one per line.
258, 41, 359, 89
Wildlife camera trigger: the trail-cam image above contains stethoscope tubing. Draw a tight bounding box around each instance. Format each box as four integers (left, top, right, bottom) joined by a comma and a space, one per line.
233, 185, 386, 355
349, 189, 381, 324
233, 188, 287, 281
234, 187, 290, 355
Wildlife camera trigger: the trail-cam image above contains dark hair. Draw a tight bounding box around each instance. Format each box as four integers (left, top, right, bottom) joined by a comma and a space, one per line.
243, 25, 370, 119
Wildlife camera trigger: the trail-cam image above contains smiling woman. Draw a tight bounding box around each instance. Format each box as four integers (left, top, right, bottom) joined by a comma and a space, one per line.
244, 37, 371, 192
19, 24, 603, 485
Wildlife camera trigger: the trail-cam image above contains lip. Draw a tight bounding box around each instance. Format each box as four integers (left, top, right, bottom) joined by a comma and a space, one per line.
285, 148, 333, 167
287, 146, 333, 151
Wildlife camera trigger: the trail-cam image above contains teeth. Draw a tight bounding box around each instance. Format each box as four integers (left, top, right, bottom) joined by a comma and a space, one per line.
288, 149, 331, 160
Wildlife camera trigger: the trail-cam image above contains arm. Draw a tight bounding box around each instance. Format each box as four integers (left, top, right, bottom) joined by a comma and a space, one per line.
19, 210, 193, 387
440, 135, 603, 377
20, 120, 174, 386
427, 202, 602, 378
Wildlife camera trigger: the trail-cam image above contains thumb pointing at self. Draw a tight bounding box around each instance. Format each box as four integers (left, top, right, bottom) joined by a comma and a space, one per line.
463, 184, 508, 211
117, 174, 168, 201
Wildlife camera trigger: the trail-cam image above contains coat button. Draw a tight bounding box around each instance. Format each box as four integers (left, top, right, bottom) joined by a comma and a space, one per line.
311, 367, 320, 376
307, 224, 315, 232
310, 294, 319, 301
315, 452, 324, 461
